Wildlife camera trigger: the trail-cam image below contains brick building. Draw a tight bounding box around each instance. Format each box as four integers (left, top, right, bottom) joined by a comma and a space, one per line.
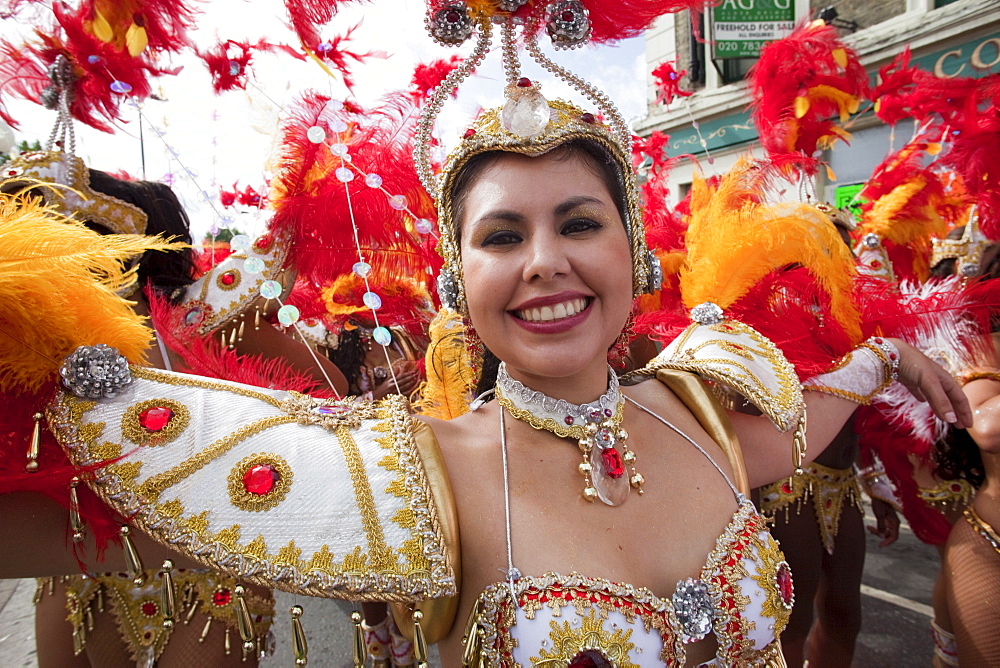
636, 0, 1000, 207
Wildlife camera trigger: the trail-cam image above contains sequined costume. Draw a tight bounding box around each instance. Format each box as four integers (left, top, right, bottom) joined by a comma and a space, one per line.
759, 462, 863, 554
37, 569, 274, 664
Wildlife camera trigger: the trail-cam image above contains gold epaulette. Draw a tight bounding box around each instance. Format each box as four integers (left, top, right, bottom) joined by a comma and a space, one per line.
47, 367, 458, 604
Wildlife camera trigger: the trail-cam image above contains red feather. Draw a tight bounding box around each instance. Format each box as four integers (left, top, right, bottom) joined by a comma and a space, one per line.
410, 55, 462, 102
581, 0, 713, 44
267, 91, 440, 286
651, 59, 693, 107
284, 0, 367, 51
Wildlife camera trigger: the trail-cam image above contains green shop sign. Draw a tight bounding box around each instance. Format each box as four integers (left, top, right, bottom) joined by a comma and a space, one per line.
833, 183, 866, 221
712, 0, 795, 59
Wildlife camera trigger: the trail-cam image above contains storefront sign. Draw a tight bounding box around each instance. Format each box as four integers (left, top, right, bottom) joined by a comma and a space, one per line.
833, 183, 866, 221
711, 0, 795, 59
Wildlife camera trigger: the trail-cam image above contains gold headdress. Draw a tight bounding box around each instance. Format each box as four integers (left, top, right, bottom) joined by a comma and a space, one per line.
413, 13, 661, 312
930, 207, 991, 278
0, 55, 148, 236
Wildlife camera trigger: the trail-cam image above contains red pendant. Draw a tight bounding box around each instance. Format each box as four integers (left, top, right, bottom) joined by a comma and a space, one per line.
601, 447, 625, 479
776, 562, 794, 607
138, 406, 174, 432
213, 588, 232, 606
243, 464, 280, 496
220, 271, 237, 286
568, 650, 612, 668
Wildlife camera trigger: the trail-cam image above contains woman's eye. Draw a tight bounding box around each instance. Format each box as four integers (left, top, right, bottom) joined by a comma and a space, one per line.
481, 230, 522, 246
562, 218, 602, 235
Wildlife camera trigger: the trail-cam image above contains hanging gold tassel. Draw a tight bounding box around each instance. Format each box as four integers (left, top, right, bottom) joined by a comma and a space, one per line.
199, 616, 213, 643
350, 611, 365, 668
792, 411, 809, 476
234, 585, 257, 661
160, 560, 176, 629
461, 599, 482, 666
254, 307, 261, 331
25, 412, 42, 472
291, 605, 308, 666
225, 626, 231, 655
69, 477, 85, 542
119, 526, 146, 586
413, 610, 428, 668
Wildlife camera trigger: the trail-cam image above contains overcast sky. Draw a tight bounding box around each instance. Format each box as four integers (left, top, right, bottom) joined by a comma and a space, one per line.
1, 1, 648, 240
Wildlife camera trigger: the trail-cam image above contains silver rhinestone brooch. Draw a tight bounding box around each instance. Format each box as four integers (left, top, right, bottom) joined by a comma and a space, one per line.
60, 344, 133, 399
690, 302, 724, 325
672, 578, 715, 643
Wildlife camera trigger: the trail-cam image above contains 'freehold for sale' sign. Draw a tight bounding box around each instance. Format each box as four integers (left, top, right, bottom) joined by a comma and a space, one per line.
712, 0, 796, 59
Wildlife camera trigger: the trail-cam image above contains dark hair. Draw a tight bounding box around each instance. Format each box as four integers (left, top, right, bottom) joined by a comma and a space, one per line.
934, 427, 986, 488
87, 170, 196, 301
329, 327, 368, 392
452, 140, 629, 394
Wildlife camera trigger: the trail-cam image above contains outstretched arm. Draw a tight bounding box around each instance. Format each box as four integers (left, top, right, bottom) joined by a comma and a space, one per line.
734, 339, 972, 489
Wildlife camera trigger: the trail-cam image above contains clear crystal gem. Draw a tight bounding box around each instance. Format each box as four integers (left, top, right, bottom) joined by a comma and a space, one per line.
690, 302, 724, 325
501, 88, 551, 138
863, 232, 880, 249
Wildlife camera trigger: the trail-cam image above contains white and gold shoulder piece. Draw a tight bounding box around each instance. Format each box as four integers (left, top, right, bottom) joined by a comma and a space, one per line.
47, 367, 457, 603
179, 232, 288, 336
644, 320, 804, 433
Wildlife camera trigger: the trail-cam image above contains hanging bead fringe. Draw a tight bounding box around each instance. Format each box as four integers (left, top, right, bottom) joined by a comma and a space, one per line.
291, 605, 308, 666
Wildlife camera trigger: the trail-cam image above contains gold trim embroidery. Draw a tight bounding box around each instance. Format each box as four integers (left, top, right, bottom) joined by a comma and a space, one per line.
121, 398, 190, 447
919, 478, 976, 513
532, 608, 638, 667
965, 506, 1000, 556
132, 366, 284, 408
227, 453, 294, 512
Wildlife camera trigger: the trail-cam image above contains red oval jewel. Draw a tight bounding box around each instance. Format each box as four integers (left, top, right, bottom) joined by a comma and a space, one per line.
889, 353, 897, 360
253, 234, 272, 250
516, 77, 532, 88
564, 416, 574, 425
213, 588, 232, 606
220, 271, 237, 286
871, 260, 882, 268
581, 112, 596, 124
776, 562, 793, 606
463, 128, 476, 138
601, 448, 625, 478
561, 10, 575, 21
141, 601, 158, 617
243, 464, 280, 496
780, 481, 793, 494
446, 9, 460, 22
138, 406, 174, 432
569, 650, 612, 668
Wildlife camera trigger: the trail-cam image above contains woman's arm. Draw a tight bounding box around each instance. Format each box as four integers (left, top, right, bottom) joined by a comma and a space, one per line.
735, 339, 973, 489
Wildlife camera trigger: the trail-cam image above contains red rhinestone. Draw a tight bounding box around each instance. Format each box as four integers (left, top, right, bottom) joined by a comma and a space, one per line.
874, 337, 883, 344
564, 416, 574, 425
220, 271, 236, 286
569, 650, 612, 668
254, 234, 272, 250
951, 483, 962, 492
561, 10, 575, 21
780, 481, 793, 494
243, 464, 280, 496
213, 588, 231, 606
871, 260, 882, 268
141, 601, 158, 617
889, 353, 897, 360
138, 406, 174, 432
580, 112, 596, 124
776, 563, 793, 606
463, 128, 476, 138
446, 9, 460, 22
516, 77, 532, 88
601, 448, 625, 478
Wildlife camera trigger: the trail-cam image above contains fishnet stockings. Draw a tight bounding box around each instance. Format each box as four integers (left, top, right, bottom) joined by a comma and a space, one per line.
944, 514, 1000, 665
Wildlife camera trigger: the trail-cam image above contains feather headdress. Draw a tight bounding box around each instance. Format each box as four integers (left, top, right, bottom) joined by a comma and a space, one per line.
749, 21, 868, 176
267, 92, 439, 285
0, 189, 181, 394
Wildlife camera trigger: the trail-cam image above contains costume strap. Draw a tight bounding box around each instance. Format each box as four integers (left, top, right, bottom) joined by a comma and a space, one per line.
46, 367, 459, 605
652, 368, 750, 497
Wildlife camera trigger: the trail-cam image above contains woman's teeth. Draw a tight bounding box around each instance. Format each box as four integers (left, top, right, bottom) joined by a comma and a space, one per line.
516, 298, 588, 322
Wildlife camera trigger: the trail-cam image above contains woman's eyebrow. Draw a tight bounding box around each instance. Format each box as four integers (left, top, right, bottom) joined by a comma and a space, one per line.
554, 196, 606, 216
473, 209, 525, 225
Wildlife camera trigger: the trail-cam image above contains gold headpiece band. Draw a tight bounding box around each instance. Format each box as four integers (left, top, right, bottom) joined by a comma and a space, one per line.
413, 14, 661, 312
930, 207, 991, 277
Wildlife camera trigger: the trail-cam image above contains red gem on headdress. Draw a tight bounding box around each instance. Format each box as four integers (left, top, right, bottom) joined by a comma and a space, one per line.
138, 407, 174, 432
889, 353, 897, 361
464, 128, 476, 139
601, 448, 625, 478
564, 416, 574, 425
780, 481, 793, 494
220, 271, 237, 286
568, 650, 612, 668
446, 9, 461, 22
243, 464, 280, 496
870, 260, 882, 269
580, 113, 596, 124
776, 562, 793, 606
253, 234, 272, 251
561, 10, 575, 22
516, 77, 532, 88
141, 601, 158, 617
213, 588, 232, 606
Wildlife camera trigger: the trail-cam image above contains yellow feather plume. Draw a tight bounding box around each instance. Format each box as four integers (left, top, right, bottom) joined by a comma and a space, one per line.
411, 308, 476, 421
681, 159, 861, 341
0, 192, 183, 393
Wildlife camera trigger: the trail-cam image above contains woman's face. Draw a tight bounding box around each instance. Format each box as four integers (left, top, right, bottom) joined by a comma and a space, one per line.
458, 151, 633, 384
